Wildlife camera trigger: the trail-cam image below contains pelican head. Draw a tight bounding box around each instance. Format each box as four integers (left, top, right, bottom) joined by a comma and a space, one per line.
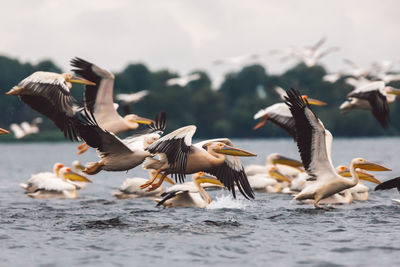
385, 86, 400, 95
0, 128, 10, 134
267, 166, 292, 183
267, 153, 303, 168
193, 172, 224, 187
337, 165, 382, 184
59, 167, 92, 183
352, 158, 391, 172
302, 95, 327, 106
53, 163, 64, 176
62, 73, 96, 89
211, 142, 257, 157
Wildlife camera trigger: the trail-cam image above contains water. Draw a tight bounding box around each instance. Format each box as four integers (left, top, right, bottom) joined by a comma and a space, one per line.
1, 138, 399, 266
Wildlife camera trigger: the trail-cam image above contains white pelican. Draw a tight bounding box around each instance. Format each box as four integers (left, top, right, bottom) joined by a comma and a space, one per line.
245, 153, 303, 177
26, 167, 91, 199
0, 128, 10, 134
285, 88, 391, 208
141, 129, 256, 199
375, 177, 400, 204
213, 54, 259, 66
70, 58, 153, 153
112, 171, 175, 199
166, 73, 201, 87
10, 117, 42, 139
21, 163, 65, 193
6, 71, 95, 140
155, 172, 224, 208
339, 81, 400, 128
343, 59, 370, 78
247, 166, 292, 193
74, 110, 166, 175
115, 90, 149, 115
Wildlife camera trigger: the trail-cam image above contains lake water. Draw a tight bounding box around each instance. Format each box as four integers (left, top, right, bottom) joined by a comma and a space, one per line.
1, 139, 399, 266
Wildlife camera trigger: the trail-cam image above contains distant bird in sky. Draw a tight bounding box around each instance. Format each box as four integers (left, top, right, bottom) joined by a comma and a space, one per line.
166, 73, 201, 87
116, 90, 149, 115
343, 59, 370, 78
213, 53, 259, 66
9, 117, 43, 139
6, 71, 95, 140
339, 81, 400, 128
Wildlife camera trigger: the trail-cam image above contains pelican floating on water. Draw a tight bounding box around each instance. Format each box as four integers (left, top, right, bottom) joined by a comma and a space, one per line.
155, 172, 224, 208
247, 165, 292, 193
285, 88, 391, 208
71, 58, 153, 154
245, 153, 303, 177
339, 81, 400, 128
6, 71, 95, 140
141, 129, 256, 199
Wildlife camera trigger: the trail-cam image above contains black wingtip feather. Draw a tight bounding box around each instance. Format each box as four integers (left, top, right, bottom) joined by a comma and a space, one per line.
375, 177, 400, 192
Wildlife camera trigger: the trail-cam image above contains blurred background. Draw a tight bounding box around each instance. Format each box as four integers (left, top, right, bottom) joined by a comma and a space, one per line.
1, 0, 400, 140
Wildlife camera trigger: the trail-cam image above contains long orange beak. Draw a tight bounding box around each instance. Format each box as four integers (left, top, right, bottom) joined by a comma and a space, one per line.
0, 128, 10, 134
68, 75, 96, 86
355, 161, 391, 172
216, 145, 257, 157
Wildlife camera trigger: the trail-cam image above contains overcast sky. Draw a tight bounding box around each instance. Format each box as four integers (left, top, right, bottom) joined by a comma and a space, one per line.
1, 0, 399, 87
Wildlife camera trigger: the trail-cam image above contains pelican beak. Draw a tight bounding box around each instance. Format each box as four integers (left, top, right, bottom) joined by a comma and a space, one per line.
386, 87, 400, 95
306, 98, 328, 106
274, 155, 303, 168
269, 169, 292, 183
216, 145, 257, 157
340, 169, 382, 184
134, 116, 153, 125
196, 172, 224, 186
68, 75, 96, 86
355, 161, 391, 172
64, 171, 93, 183
253, 115, 268, 130
163, 176, 176, 185
0, 128, 10, 134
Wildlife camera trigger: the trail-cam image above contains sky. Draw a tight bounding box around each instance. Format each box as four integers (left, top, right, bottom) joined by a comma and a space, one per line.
1, 0, 400, 88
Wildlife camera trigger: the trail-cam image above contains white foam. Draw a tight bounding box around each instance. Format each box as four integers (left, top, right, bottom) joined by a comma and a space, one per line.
206, 194, 250, 210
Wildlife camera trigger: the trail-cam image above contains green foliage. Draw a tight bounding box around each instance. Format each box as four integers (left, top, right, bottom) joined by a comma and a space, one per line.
1, 54, 399, 142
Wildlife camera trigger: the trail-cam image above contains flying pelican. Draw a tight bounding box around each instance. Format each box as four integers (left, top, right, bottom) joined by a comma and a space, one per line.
70, 58, 153, 154
115, 90, 149, 115
112, 170, 176, 199
166, 73, 201, 87
6, 71, 95, 140
213, 54, 259, 66
73, 110, 166, 175
0, 128, 10, 134
155, 172, 224, 208
141, 129, 256, 199
339, 81, 400, 128
26, 167, 91, 199
10, 117, 43, 139
285, 88, 391, 208
343, 59, 370, 78
375, 177, 400, 204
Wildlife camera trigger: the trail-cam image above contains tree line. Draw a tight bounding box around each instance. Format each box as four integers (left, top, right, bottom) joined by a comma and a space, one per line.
1, 54, 400, 142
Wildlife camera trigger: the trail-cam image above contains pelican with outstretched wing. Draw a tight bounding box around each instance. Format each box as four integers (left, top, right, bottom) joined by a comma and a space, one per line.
285, 88, 391, 208
340, 81, 400, 128
6, 71, 95, 140
71, 58, 153, 153
141, 128, 256, 199
375, 177, 400, 204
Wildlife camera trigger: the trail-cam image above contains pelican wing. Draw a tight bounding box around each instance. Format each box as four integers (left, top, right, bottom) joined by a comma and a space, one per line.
146, 125, 196, 183
16, 72, 79, 140
71, 58, 122, 125
254, 103, 296, 138
375, 177, 400, 192
73, 109, 132, 158
285, 89, 337, 180
348, 83, 389, 128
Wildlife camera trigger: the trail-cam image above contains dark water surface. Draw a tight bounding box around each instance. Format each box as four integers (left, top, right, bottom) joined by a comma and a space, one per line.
1, 138, 399, 266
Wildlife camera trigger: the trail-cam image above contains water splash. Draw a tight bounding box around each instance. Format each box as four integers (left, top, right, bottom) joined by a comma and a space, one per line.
206, 194, 250, 210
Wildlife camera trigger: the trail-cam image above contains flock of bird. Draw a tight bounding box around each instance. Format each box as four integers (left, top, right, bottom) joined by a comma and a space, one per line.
2, 39, 400, 208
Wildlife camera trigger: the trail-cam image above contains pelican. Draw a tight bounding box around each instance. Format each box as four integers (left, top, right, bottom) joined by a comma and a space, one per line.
10, 117, 42, 139
6, 71, 95, 140
285, 88, 391, 208
166, 73, 201, 87
0, 128, 10, 134
112, 171, 176, 199
247, 166, 292, 193
115, 90, 149, 115
339, 81, 400, 128
213, 54, 259, 66
253, 87, 326, 135
26, 167, 91, 199
155, 172, 224, 208
141, 128, 256, 199
375, 177, 400, 204
343, 59, 370, 78
245, 153, 303, 177
73, 110, 166, 175
20, 163, 65, 193
70, 58, 153, 154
